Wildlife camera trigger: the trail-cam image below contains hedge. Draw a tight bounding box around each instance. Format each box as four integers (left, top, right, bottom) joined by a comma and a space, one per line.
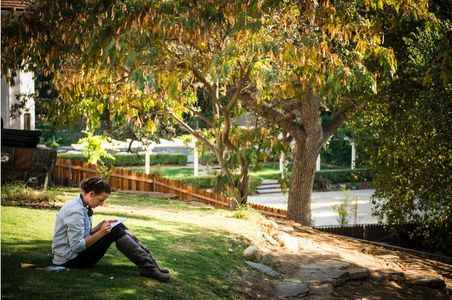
314, 169, 372, 184
256, 168, 371, 183
173, 175, 263, 195
57, 153, 187, 166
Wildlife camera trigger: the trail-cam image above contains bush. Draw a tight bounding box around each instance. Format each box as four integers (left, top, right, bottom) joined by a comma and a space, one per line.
314, 169, 372, 184
1, 183, 57, 208
174, 176, 216, 189
58, 153, 187, 166
171, 175, 262, 194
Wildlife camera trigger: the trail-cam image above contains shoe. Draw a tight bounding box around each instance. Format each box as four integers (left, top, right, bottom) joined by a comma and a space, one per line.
116, 235, 170, 282
124, 230, 170, 274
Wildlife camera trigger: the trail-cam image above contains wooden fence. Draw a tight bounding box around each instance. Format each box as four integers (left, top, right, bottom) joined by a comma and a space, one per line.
315, 223, 420, 249
54, 158, 287, 217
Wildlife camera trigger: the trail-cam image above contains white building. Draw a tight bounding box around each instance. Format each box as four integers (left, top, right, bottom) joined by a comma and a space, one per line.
1, 1, 35, 130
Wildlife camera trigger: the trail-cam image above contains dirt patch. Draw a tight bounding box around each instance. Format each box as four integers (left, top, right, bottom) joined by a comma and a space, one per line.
235, 217, 451, 299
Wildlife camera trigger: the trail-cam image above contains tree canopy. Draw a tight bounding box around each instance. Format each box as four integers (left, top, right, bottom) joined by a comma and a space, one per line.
353, 0, 451, 254
2, 0, 432, 224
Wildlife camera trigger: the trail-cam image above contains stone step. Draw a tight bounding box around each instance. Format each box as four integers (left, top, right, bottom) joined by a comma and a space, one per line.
258, 184, 281, 189
256, 188, 283, 194
261, 179, 279, 185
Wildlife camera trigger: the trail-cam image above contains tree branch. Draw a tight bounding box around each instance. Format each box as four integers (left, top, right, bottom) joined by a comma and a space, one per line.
189, 107, 212, 127
322, 111, 347, 144
192, 68, 220, 107
240, 90, 305, 140
168, 111, 216, 154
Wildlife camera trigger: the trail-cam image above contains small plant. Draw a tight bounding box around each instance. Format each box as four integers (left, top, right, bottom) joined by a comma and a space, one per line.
78, 132, 115, 180
332, 188, 359, 225
1, 182, 57, 207
232, 205, 260, 220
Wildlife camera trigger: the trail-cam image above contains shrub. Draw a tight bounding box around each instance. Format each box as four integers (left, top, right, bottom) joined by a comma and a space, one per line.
314, 169, 372, 184
232, 205, 262, 220
1, 183, 57, 208
171, 175, 262, 194
58, 153, 187, 166
174, 176, 216, 189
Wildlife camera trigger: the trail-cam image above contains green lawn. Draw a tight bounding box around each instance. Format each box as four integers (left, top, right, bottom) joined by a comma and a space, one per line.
1, 190, 252, 299
129, 165, 280, 179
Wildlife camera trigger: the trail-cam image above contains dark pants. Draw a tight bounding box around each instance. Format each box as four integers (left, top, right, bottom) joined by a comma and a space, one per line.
63, 223, 127, 268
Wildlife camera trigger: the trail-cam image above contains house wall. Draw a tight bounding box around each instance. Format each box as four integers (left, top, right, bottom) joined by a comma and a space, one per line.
1, 71, 35, 130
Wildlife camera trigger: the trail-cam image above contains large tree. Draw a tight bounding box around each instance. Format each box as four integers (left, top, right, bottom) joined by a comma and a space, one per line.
2, 0, 429, 223
1, 0, 284, 205
238, 1, 429, 224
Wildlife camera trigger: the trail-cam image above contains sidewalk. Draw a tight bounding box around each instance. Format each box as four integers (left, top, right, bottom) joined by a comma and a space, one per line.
248, 189, 378, 226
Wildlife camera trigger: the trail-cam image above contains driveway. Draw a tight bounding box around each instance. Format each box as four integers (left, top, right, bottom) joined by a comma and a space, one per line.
248, 189, 378, 226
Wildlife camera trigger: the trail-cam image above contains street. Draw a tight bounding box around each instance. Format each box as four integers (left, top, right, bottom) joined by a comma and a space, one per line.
248, 189, 378, 226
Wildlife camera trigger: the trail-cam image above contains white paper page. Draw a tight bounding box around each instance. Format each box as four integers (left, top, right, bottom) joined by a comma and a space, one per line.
110, 217, 127, 228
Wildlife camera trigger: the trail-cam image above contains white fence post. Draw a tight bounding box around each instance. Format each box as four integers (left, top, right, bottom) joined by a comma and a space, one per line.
192, 141, 199, 177
145, 145, 153, 175
351, 141, 356, 169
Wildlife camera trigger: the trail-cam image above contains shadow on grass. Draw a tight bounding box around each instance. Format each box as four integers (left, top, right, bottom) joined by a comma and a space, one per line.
2, 216, 247, 300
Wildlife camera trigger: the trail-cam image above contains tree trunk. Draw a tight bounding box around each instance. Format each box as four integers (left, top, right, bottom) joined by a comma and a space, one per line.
237, 163, 249, 206
287, 90, 322, 225
287, 141, 319, 225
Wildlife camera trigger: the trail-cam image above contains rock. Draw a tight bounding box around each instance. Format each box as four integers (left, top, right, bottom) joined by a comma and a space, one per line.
263, 232, 280, 246
306, 283, 335, 300
278, 224, 295, 232
407, 277, 446, 288
332, 267, 370, 287
262, 220, 279, 232
243, 245, 262, 262
370, 270, 405, 282
272, 231, 300, 251
245, 261, 279, 277
297, 260, 370, 287
276, 279, 310, 298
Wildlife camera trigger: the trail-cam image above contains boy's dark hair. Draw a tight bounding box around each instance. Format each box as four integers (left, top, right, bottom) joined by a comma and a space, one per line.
80, 177, 111, 195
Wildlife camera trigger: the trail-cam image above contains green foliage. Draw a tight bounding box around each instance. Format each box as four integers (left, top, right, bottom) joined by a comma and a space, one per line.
1, 183, 57, 207
78, 132, 115, 180
353, 5, 451, 254
232, 205, 262, 220
321, 124, 353, 168
252, 167, 371, 184
37, 121, 84, 147
78, 132, 115, 165
172, 176, 216, 190
1, 0, 430, 221
315, 169, 372, 185
331, 188, 359, 226
172, 175, 262, 195
58, 153, 187, 166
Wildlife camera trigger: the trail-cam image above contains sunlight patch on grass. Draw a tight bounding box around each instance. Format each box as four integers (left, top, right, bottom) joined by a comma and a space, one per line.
1, 189, 252, 299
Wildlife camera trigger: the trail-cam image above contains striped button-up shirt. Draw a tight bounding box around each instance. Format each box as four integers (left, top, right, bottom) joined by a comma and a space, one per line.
52, 194, 92, 265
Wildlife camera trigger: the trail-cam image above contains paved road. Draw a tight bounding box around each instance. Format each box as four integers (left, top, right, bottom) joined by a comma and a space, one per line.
248, 189, 378, 226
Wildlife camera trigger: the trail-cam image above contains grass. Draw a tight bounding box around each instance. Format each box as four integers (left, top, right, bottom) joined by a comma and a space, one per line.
129, 165, 280, 179
1, 188, 257, 300
129, 167, 195, 178
130, 163, 282, 180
